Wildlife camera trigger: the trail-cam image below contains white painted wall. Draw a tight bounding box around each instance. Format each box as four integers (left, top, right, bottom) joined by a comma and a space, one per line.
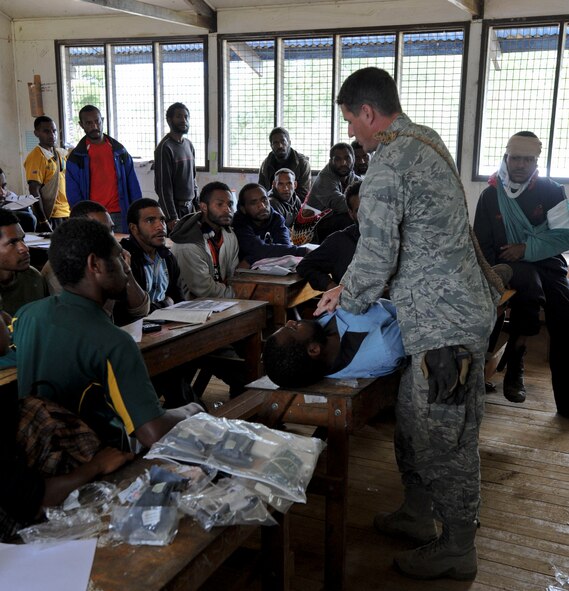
0, 15, 20, 190
3, 1, 568, 211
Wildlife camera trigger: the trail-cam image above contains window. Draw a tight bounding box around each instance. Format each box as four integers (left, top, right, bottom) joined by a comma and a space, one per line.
221, 27, 466, 171
476, 20, 569, 178
57, 39, 207, 166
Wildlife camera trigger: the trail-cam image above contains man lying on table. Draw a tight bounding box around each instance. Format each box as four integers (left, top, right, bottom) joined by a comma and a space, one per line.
262, 299, 406, 387
12, 218, 196, 451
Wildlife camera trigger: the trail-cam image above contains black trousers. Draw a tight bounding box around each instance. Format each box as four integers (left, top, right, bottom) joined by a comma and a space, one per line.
508, 260, 569, 415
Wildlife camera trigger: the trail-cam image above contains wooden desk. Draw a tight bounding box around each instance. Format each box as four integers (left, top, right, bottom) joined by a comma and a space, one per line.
229, 272, 321, 327
140, 300, 267, 383
249, 372, 401, 591
90, 455, 290, 591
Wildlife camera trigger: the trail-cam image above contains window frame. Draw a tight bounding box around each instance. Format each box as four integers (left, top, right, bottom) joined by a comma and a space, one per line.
55, 36, 209, 170
218, 22, 469, 174
473, 16, 569, 182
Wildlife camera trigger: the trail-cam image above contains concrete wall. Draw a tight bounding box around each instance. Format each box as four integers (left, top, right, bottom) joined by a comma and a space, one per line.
0, 14, 20, 189
3, 1, 568, 212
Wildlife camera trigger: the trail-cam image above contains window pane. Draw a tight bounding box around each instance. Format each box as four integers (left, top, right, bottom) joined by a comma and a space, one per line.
282, 37, 333, 170
160, 43, 206, 168
337, 34, 396, 143
400, 30, 464, 162
224, 40, 275, 168
112, 44, 155, 159
479, 26, 559, 175
61, 46, 106, 148
551, 27, 569, 177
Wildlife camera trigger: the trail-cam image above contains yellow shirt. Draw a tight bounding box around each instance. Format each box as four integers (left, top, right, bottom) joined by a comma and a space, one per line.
23, 145, 70, 218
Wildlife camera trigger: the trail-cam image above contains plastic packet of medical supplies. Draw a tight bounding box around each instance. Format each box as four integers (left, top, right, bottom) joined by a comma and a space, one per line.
110, 479, 181, 546
547, 199, 569, 230
56, 481, 118, 515
145, 414, 326, 502
226, 476, 294, 513
179, 477, 276, 531
18, 508, 104, 543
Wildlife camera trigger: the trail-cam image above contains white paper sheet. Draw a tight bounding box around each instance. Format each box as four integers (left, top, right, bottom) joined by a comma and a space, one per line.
0, 538, 97, 591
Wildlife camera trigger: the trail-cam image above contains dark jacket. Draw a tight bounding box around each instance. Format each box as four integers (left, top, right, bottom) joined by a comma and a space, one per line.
297, 224, 360, 291
232, 208, 308, 265
120, 236, 183, 309
268, 190, 302, 228
66, 135, 142, 233
258, 148, 311, 200
474, 177, 567, 272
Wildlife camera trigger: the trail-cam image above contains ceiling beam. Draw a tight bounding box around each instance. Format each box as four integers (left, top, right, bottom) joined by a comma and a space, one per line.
183, 0, 215, 18
446, 0, 483, 19
78, 0, 216, 31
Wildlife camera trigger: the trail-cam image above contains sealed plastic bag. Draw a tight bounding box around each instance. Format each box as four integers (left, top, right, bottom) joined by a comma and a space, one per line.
179, 478, 276, 531
146, 414, 325, 502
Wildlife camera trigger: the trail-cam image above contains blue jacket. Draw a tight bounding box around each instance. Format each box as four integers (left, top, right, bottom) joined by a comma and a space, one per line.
232, 207, 308, 264
320, 300, 406, 379
66, 135, 142, 232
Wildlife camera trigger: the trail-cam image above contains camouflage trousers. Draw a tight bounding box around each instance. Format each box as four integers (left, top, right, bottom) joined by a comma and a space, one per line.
394, 347, 486, 523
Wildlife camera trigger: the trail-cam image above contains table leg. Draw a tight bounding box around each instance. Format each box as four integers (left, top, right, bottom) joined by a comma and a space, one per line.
324, 397, 349, 591
261, 511, 291, 591
242, 329, 263, 383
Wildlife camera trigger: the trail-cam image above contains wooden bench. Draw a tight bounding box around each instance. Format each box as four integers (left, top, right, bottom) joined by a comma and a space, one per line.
245, 372, 401, 591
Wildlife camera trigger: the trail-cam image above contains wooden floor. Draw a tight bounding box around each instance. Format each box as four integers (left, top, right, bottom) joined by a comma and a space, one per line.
202, 331, 569, 590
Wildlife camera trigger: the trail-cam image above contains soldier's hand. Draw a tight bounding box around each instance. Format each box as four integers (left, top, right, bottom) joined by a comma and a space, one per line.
314, 285, 343, 316
421, 346, 471, 405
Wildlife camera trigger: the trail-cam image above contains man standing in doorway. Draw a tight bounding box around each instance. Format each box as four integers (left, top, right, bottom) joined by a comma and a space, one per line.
23, 116, 70, 232
66, 105, 142, 233
154, 102, 199, 233
258, 127, 311, 201
318, 67, 497, 581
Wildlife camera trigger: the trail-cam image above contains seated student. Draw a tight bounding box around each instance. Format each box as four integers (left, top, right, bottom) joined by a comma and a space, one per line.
42, 201, 150, 325
170, 181, 239, 299
351, 140, 370, 177
263, 299, 405, 388
122, 199, 199, 408
258, 127, 311, 201
12, 218, 188, 450
120, 198, 183, 310
232, 183, 308, 266
267, 168, 302, 228
0, 168, 37, 232
307, 142, 362, 242
297, 181, 361, 291
0, 209, 48, 316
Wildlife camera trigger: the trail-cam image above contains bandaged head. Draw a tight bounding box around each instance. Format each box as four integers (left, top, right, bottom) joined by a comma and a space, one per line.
505, 134, 541, 158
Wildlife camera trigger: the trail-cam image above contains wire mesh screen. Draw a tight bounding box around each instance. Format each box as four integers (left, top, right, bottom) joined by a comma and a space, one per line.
111, 45, 155, 159
160, 43, 206, 167
282, 37, 333, 170
479, 26, 559, 176
61, 46, 106, 149
550, 27, 569, 177
224, 40, 275, 168
337, 34, 396, 144
400, 30, 464, 162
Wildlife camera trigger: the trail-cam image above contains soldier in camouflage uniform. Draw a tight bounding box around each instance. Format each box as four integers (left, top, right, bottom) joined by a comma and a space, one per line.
316, 67, 496, 581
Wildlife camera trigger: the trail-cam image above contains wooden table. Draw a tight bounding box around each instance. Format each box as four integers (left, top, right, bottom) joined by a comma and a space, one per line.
90, 451, 290, 591
229, 272, 321, 327
249, 372, 401, 591
140, 299, 266, 383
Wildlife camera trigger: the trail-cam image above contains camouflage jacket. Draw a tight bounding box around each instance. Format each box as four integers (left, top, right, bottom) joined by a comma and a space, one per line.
340, 113, 495, 354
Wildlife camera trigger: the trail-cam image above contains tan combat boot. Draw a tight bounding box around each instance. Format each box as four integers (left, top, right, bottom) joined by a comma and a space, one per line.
394, 520, 478, 580
373, 487, 438, 545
